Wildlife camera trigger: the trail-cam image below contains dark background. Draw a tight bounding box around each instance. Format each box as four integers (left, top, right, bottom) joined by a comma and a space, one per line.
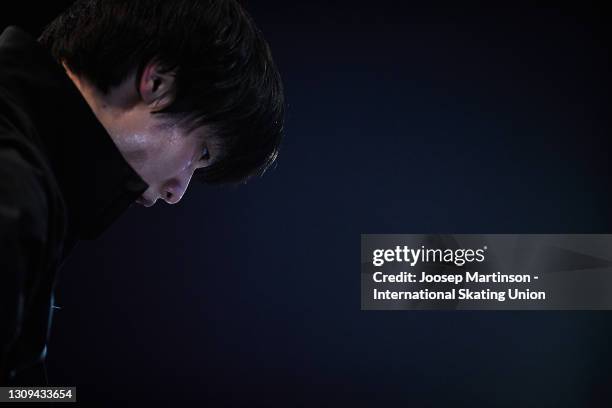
2, 2, 612, 407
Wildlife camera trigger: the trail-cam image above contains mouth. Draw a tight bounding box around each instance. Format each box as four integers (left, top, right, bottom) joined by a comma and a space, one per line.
135, 196, 155, 207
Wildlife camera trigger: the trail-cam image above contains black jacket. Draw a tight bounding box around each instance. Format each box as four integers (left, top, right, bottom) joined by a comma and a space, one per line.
0, 26, 148, 384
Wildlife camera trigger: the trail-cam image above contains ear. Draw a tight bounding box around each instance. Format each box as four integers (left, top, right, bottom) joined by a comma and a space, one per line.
139, 60, 176, 111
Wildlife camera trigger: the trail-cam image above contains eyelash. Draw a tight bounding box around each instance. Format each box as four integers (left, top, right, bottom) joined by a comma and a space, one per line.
201, 147, 210, 161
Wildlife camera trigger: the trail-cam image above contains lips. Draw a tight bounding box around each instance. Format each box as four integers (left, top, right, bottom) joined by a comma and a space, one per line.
136, 196, 154, 207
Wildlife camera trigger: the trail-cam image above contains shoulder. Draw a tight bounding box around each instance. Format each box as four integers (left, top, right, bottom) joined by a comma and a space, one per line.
0, 145, 50, 238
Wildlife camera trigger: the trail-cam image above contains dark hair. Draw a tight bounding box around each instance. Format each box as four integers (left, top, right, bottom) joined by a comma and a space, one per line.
39, 0, 284, 184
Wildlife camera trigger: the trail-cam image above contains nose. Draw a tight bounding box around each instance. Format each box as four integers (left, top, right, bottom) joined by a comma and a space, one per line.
162, 181, 188, 204
163, 188, 181, 204
161, 176, 191, 205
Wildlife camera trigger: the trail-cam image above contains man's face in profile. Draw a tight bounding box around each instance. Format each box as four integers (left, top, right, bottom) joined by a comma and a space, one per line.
67, 61, 217, 207
113, 116, 215, 208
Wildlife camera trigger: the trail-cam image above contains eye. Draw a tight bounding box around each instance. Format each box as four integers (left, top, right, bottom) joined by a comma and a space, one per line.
200, 146, 210, 162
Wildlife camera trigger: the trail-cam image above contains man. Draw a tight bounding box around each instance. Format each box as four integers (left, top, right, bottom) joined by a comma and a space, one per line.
0, 0, 284, 384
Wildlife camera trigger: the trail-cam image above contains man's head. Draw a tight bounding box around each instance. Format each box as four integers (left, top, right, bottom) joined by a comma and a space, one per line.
39, 0, 284, 206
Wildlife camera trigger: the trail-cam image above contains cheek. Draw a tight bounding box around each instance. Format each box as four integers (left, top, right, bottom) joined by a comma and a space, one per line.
120, 134, 150, 166
148, 138, 197, 181
167, 143, 196, 172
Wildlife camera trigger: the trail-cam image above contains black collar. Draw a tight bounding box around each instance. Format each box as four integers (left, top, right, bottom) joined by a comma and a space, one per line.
0, 26, 148, 241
